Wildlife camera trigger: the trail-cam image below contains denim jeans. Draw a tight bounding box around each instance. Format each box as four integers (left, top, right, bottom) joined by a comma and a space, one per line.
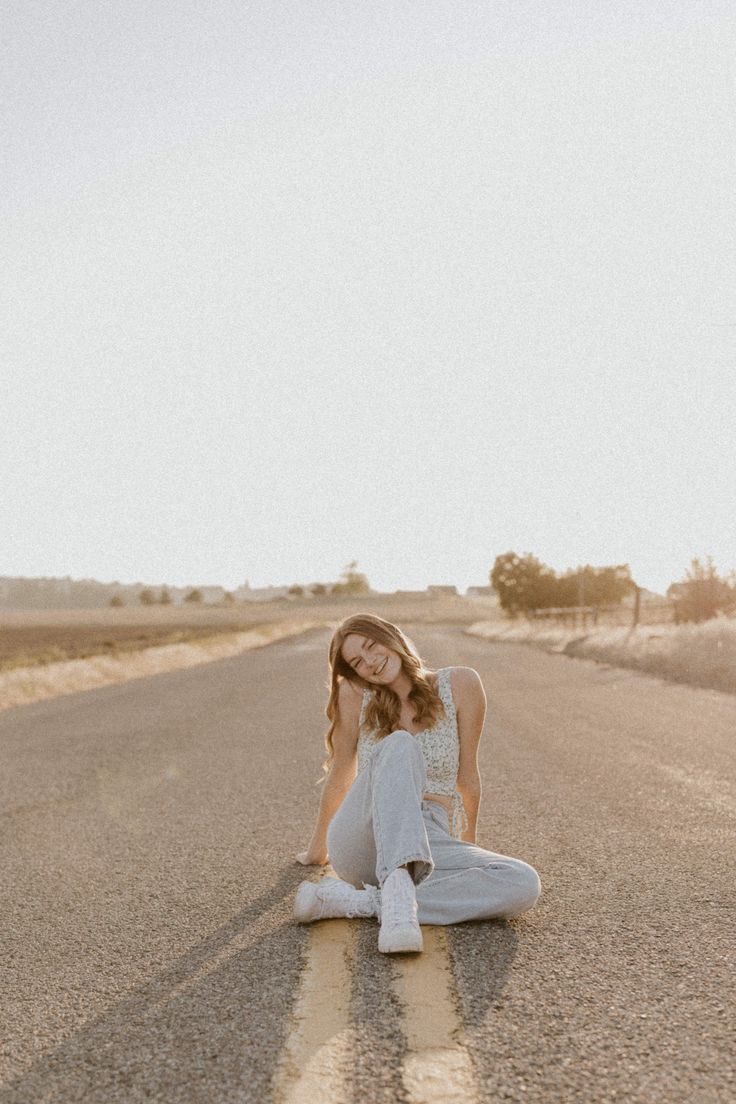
326, 730, 542, 925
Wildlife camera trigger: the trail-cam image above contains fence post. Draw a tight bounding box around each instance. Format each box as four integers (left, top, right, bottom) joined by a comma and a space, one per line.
632, 585, 641, 629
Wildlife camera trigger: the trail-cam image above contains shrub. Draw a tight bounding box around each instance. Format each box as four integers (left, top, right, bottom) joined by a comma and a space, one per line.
667, 557, 736, 623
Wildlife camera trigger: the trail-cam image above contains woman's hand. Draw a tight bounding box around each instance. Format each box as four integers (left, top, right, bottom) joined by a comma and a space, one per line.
295, 849, 329, 866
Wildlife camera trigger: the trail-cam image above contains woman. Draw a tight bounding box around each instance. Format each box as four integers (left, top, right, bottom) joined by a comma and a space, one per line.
294, 613, 541, 953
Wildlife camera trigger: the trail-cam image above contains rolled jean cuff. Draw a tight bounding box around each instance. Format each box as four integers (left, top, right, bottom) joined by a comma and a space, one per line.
377, 852, 434, 889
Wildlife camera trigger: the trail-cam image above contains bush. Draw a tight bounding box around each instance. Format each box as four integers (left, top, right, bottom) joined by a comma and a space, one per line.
331, 560, 371, 596
667, 557, 736, 623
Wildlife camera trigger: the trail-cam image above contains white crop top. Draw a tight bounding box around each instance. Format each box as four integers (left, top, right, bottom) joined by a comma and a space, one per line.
357, 666, 469, 839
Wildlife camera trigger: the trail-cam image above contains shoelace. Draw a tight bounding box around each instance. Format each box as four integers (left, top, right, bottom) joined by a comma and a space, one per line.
347, 885, 381, 919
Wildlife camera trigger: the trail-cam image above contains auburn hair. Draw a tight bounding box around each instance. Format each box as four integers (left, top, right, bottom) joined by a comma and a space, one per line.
320, 613, 446, 779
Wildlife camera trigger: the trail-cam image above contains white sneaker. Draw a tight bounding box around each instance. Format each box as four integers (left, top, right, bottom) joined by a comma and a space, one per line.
378, 867, 423, 953
294, 877, 380, 923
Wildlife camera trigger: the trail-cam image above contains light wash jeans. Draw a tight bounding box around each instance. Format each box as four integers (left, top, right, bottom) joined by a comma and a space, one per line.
326, 730, 542, 925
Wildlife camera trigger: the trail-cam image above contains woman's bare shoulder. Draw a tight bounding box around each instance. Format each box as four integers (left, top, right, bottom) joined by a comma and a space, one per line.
448, 665, 483, 685
332, 678, 364, 757
448, 666, 486, 703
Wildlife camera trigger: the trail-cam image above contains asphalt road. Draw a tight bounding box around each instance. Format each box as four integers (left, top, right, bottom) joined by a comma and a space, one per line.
1, 625, 734, 1103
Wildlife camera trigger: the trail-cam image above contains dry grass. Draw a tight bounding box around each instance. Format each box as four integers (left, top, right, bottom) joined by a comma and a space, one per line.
0, 620, 326, 712
0, 594, 504, 712
0, 594, 503, 672
467, 614, 736, 695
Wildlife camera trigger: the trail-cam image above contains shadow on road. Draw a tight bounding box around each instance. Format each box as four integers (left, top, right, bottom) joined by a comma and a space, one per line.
0, 868, 308, 1104
446, 919, 520, 1027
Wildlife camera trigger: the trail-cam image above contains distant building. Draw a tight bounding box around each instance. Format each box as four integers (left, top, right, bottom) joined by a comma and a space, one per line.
198, 586, 227, 604
165, 587, 188, 606
392, 589, 427, 598
235, 583, 290, 602
465, 586, 497, 599
427, 585, 458, 596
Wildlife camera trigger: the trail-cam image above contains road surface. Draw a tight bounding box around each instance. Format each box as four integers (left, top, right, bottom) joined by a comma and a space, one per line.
1, 625, 734, 1102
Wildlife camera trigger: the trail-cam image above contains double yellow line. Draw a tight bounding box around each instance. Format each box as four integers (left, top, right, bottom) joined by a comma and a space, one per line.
273, 872, 478, 1104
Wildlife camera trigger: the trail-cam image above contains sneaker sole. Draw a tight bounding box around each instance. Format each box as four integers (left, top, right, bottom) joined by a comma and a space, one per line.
378, 923, 424, 954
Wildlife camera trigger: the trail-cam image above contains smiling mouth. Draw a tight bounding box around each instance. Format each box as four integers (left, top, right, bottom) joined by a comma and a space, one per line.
375, 657, 388, 675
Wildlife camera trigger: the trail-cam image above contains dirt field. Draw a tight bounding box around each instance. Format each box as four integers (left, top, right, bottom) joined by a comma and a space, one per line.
0, 594, 503, 670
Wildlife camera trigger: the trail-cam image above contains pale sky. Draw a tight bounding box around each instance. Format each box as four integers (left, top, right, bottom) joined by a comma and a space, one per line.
3, 1, 735, 596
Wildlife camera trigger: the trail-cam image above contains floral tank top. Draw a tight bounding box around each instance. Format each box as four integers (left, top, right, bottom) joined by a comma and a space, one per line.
357, 667, 468, 839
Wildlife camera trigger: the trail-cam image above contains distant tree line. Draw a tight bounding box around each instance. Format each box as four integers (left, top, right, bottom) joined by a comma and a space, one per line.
490, 552, 634, 617
490, 552, 736, 624
0, 562, 372, 611
131, 586, 234, 606
0, 576, 235, 611
0, 576, 126, 610
5, 556, 734, 623
288, 561, 371, 598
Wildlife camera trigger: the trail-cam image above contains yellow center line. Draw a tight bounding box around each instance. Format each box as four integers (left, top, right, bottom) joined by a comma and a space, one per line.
394, 926, 479, 1103
275, 877, 479, 1104
272, 872, 355, 1104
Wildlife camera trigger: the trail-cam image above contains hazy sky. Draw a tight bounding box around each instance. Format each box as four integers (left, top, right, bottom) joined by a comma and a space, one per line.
3, 1, 735, 596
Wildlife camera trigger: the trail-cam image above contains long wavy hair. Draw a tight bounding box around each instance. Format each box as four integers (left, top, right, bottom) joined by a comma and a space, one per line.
320, 613, 446, 779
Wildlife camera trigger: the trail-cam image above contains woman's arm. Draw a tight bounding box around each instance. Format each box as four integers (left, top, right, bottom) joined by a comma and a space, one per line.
296, 679, 361, 865
452, 667, 487, 844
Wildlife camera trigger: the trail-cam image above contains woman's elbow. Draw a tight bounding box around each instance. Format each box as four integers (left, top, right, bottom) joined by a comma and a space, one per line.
327, 760, 357, 792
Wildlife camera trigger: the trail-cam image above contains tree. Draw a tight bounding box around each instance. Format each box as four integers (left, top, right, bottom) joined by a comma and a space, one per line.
331, 560, 371, 596
667, 557, 736, 623
139, 587, 156, 605
185, 588, 203, 603
556, 564, 634, 607
310, 583, 329, 596
159, 586, 172, 605
288, 584, 305, 596
491, 553, 635, 615
490, 552, 553, 616
109, 594, 124, 608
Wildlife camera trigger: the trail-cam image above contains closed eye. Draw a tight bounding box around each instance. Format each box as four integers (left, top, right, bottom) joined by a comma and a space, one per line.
350, 638, 374, 670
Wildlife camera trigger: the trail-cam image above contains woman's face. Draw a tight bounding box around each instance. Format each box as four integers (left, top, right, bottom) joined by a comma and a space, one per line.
340, 633, 402, 685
